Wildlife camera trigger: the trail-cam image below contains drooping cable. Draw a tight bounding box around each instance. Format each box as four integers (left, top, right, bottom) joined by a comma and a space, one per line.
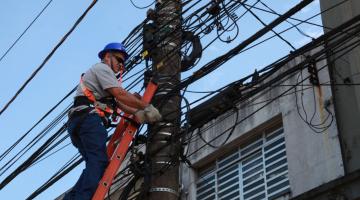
129, 0, 155, 9
187, 36, 360, 156
10, 0, 354, 197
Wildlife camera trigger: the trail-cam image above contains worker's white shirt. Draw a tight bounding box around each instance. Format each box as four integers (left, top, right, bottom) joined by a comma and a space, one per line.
70, 62, 120, 114
75, 62, 119, 99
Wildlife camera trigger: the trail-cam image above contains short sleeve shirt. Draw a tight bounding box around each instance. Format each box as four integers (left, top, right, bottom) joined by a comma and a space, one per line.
75, 62, 119, 99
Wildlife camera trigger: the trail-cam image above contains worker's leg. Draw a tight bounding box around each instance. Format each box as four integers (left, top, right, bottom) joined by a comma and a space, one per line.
73, 113, 109, 200
63, 114, 90, 200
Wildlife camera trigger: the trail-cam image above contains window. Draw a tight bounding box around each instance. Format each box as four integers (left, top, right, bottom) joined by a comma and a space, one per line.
196, 127, 290, 200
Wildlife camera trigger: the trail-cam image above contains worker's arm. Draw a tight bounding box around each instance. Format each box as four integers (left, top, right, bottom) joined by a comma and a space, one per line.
106, 87, 148, 110
117, 101, 148, 123
107, 87, 162, 123
116, 101, 137, 114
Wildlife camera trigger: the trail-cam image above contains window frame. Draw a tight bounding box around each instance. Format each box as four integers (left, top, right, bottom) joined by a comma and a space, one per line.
196, 126, 290, 200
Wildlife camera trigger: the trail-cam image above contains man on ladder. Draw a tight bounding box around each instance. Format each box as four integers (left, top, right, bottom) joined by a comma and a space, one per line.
64, 42, 161, 200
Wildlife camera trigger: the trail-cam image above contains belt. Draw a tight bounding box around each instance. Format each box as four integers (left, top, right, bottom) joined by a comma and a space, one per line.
74, 96, 91, 107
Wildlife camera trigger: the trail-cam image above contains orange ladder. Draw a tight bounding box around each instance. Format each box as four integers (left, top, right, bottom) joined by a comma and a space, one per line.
92, 81, 158, 200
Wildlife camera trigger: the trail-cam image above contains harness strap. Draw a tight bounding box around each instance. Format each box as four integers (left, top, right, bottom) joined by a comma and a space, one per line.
79, 75, 114, 117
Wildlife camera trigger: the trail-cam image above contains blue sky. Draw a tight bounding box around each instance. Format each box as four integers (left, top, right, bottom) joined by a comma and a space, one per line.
0, 0, 323, 199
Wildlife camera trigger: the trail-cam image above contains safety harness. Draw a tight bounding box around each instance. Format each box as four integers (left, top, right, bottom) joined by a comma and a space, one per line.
79, 75, 115, 117
70, 74, 125, 128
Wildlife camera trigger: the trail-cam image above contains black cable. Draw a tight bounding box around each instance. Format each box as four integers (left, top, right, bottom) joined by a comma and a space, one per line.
0, 0, 225, 194
128, 0, 256, 79
26, 156, 83, 200
142, 4, 356, 169
129, 0, 155, 9
237, 0, 353, 55
11, 0, 354, 197
163, 0, 316, 100
0, 124, 67, 189
248, 0, 350, 35
124, 0, 237, 72
124, 0, 310, 81
29, 142, 72, 168
123, 8, 360, 180
125, 0, 252, 79
0, 104, 71, 176
187, 38, 360, 157
184, 84, 315, 144
0, 0, 54, 63
197, 106, 239, 148
145, 17, 360, 166
0, 87, 75, 162
258, 0, 315, 39
81, 30, 360, 198
186, 26, 360, 152
119, 176, 139, 200
215, 0, 242, 43
117, 7, 360, 188
0, 0, 99, 116
201, 0, 260, 54
240, 1, 297, 50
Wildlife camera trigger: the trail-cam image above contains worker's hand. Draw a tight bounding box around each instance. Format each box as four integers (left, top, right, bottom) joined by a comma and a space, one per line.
144, 104, 162, 123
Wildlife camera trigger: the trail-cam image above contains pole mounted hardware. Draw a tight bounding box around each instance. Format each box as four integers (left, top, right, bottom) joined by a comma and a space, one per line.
181, 31, 202, 72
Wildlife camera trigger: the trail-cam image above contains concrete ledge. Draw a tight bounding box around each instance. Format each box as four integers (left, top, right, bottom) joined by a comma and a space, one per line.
291, 169, 360, 200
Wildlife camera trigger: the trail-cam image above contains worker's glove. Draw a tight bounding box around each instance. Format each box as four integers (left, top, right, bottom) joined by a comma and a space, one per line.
134, 110, 147, 124
144, 104, 162, 123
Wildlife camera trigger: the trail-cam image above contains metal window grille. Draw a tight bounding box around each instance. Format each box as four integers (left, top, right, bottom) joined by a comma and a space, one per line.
196, 127, 290, 200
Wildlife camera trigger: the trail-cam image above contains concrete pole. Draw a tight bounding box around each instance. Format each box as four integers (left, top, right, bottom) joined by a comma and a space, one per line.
148, 0, 182, 199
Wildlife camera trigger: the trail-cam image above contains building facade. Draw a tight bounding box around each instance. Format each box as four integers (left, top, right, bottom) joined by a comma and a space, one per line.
179, 1, 360, 199
181, 48, 345, 200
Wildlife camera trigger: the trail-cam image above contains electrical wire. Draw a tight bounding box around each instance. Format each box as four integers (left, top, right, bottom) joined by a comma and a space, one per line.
141, 15, 360, 169
0, 125, 68, 189
258, 0, 315, 39
129, 0, 155, 9
0, 87, 75, 162
186, 37, 360, 157
0, 0, 55, 63
161, 0, 316, 101
99, 1, 360, 195
4, 0, 356, 197
0, 103, 71, 177
39, 26, 360, 198
0, 0, 99, 116
25, 9, 358, 198
241, 1, 297, 50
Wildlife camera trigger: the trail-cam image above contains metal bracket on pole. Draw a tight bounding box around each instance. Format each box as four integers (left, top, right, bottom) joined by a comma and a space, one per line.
149, 187, 179, 197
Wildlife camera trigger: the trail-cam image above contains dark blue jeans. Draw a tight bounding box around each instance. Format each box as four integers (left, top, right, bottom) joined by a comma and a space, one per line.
64, 113, 108, 200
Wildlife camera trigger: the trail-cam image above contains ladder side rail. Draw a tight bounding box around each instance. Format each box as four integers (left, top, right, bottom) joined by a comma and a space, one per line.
92, 81, 157, 200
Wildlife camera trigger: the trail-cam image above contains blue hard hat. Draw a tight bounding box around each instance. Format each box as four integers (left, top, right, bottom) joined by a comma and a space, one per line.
98, 42, 129, 60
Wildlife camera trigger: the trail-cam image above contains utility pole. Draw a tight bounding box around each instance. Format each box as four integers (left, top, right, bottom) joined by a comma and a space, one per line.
147, 0, 182, 199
